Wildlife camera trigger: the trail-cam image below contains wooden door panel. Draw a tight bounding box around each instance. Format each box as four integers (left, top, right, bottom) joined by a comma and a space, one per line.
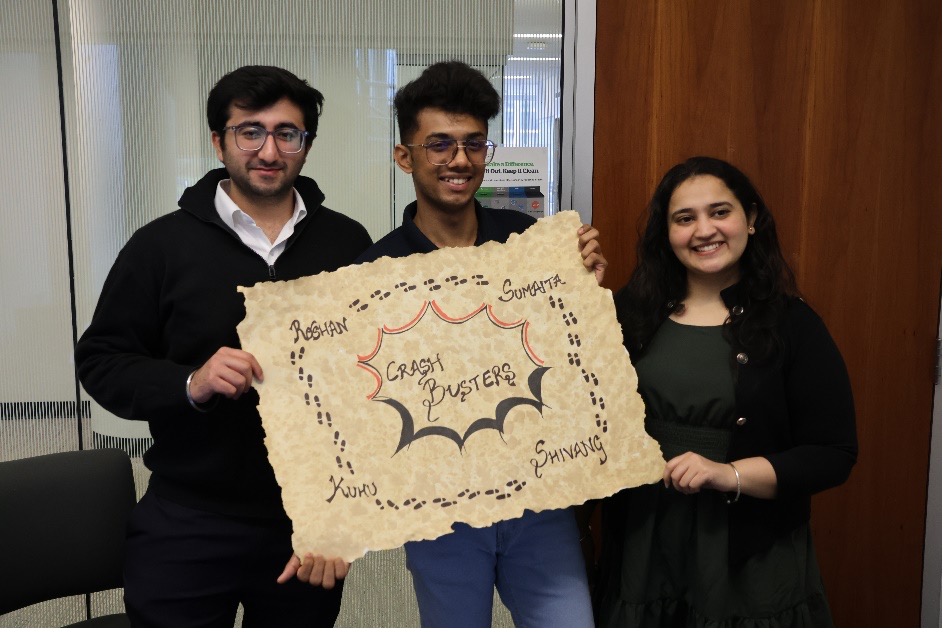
593, 0, 940, 626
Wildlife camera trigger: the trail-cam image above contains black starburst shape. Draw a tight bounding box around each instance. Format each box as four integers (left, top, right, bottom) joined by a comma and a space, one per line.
378, 366, 551, 454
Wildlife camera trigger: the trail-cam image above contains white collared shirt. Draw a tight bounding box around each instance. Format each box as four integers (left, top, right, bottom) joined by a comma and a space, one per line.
214, 181, 307, 265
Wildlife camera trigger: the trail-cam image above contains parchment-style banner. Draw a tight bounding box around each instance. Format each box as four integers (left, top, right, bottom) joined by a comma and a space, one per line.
237, 211, 664, 562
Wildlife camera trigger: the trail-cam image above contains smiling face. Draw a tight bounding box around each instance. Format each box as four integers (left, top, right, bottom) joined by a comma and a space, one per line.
394, 107, 488, 217
211, 96, 308, 209
667, 175, 757, 288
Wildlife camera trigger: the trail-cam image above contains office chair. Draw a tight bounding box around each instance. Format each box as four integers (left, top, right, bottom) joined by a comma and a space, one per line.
0, 448, 136, 627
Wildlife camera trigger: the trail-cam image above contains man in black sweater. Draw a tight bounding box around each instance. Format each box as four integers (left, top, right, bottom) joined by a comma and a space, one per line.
75, 66, 371, 627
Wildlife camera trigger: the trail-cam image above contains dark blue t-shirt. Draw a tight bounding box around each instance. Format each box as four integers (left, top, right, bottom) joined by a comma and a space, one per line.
356, 201, 536, 263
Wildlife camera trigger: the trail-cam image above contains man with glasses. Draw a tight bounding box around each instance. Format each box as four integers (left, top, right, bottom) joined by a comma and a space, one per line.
76, 65, 371, 627
355, 61, 603, 627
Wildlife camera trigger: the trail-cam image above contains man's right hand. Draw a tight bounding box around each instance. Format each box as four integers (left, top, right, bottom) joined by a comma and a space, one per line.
278, 553, 350, 590
188, 347, 263, 403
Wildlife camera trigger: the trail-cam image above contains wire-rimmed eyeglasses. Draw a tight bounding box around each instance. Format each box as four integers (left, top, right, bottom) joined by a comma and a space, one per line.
224, 125, 311, 154
404, 139, 497, 165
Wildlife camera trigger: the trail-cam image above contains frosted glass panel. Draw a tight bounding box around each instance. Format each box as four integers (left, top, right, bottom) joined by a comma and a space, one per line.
0, 0, 76, 406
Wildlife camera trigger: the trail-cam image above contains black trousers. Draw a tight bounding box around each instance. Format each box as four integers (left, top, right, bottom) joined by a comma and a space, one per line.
123, 490, 343, 627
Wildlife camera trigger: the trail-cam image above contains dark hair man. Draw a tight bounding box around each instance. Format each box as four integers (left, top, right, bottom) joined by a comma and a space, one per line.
354, 60, 603, 627
75, 65, 371, 627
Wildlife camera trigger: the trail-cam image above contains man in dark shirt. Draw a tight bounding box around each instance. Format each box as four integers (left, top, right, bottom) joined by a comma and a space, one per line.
75, 66, 370, 627
355, 61, 606, 627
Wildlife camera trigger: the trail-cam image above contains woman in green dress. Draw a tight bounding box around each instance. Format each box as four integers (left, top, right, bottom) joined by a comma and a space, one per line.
594, 157, 857, 626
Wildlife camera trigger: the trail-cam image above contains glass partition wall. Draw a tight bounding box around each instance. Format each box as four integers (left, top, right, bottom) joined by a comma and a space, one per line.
1, 0, 571, 626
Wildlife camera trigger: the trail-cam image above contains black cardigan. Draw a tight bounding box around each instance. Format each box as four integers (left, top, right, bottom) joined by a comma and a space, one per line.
617, 284, 857, 564
719, 285, 857, 563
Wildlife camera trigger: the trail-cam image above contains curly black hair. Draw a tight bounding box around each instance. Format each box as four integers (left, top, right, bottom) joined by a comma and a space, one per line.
393, 61, 499, 141
615, 156, 799, 362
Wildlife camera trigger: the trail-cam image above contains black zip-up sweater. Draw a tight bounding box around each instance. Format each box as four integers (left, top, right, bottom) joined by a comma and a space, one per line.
76, 168, 372, 519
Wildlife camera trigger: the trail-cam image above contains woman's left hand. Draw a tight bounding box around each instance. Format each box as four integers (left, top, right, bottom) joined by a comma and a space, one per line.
663, 452, 734, 494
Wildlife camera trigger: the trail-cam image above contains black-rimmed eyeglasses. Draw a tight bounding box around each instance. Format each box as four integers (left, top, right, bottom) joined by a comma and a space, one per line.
404, 139, 497, 165
224, 125, 311, 154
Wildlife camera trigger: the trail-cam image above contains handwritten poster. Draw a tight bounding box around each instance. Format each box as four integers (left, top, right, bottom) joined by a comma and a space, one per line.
237, 211, 664, 562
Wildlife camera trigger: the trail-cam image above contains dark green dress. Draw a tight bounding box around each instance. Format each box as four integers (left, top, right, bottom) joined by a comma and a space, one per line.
595, 319, 833, 627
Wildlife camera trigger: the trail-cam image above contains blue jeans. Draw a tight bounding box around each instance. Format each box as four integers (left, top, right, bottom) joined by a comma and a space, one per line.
404, 508, 594, 627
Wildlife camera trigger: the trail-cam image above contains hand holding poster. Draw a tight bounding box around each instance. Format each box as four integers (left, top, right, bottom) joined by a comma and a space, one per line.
237, 211, 664, 562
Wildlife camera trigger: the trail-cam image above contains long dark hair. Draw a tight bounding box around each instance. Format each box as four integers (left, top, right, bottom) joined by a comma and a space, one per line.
615, 156, 799, 361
